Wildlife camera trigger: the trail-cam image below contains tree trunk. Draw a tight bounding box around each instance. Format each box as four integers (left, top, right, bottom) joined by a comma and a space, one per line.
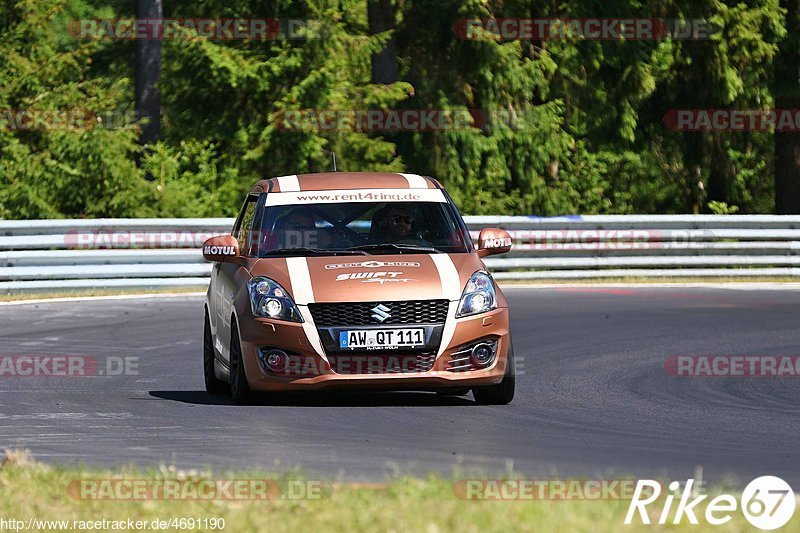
707, 132, 734, 205
135, 0, 162, 146
774, 0, 800, 213
368, 0, 397, 84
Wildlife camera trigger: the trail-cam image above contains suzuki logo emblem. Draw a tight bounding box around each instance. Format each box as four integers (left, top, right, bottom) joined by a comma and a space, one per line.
370, 304, 392, 323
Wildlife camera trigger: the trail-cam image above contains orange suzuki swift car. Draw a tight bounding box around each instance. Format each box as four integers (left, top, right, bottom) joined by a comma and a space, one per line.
202, 172, 515, 404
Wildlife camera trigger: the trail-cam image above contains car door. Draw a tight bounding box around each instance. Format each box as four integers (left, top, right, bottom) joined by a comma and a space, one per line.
212, 194, 260, 366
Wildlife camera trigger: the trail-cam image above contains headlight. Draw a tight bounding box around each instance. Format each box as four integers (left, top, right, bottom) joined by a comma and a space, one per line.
247, 277, 304, 322
456, 271, 497, 318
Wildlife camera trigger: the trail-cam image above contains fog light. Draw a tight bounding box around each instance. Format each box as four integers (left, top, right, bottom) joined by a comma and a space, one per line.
259, 349, 288, 372
470, 343, 496, 367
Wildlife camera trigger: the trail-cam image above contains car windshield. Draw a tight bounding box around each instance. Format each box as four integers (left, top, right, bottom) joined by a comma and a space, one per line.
255, 201, 471, 257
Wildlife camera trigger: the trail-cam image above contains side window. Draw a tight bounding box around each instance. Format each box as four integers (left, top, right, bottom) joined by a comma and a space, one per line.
233, 196, 259, 257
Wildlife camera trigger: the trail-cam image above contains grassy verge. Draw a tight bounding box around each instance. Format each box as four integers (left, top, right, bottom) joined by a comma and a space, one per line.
0, 287, 204, 303
1, 451, 794, 532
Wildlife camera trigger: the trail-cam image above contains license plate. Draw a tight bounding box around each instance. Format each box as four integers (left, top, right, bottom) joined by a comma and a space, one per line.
339, 328, 424, 349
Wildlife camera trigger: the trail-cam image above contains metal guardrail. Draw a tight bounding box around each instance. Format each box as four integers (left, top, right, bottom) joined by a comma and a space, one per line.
2, 216, 800, 292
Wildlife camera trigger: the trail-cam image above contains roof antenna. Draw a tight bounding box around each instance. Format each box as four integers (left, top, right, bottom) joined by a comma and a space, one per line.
331, 151, 338, 172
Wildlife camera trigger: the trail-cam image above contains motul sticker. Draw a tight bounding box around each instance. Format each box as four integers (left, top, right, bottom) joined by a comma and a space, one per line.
481, 237, 512, 248
203, 245, 236, 255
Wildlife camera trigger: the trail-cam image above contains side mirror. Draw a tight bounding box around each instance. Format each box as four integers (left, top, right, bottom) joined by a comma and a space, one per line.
477, 228, 513, 258
202, 235, 240, 263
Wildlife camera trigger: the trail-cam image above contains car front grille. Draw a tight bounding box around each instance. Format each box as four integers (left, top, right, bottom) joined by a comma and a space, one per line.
309, 300, 449, 327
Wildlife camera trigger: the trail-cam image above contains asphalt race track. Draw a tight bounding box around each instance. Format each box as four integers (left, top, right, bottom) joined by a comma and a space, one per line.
1, 286, 798, 486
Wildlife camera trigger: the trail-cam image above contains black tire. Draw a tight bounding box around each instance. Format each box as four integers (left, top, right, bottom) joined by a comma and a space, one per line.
436, 388, 470, 396
204, 310, 227, 395
229, 323, 255, 405
472, 342, 516, 405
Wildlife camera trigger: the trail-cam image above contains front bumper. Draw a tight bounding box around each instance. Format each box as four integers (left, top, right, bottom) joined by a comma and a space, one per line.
237, 306, 511, 392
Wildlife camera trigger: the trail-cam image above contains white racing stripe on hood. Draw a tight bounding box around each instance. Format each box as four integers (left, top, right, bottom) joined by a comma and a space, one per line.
285, 257, 326, 359
399, 173, 428, 189
431, 254, 462, 357
431, 254, 461, 301
276, 174, 300, 192
285, 257, 314, 304
298, 307, 326, 359
438, 301, 459, 357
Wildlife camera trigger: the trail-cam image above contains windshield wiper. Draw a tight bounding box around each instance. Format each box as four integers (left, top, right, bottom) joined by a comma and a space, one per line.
345, 243, 441, 254
262, 247, 368, 257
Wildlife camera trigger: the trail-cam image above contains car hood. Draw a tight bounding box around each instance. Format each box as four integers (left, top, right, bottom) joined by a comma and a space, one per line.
247, 253, 485, 304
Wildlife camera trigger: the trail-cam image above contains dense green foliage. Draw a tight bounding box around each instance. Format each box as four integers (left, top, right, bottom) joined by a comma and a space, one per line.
0, 0, 794, 217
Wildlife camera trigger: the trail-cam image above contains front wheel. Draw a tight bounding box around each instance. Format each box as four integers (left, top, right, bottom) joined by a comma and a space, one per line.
229, 323, 255, 405
204, 310, 227, 395
472, 342, 516, 405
